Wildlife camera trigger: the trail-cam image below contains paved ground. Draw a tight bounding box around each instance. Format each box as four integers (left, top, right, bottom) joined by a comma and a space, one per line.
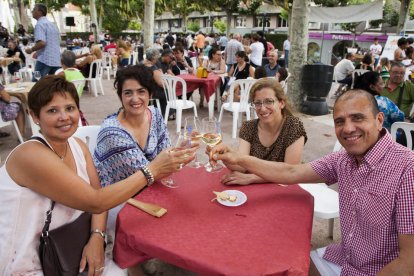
0, 78, 340, 275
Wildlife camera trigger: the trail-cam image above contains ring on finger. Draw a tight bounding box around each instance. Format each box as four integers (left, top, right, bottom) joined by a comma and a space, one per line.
95, 266, 105, 272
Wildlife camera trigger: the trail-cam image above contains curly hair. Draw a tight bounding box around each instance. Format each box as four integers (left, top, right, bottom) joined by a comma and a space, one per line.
114, 64, 156, 100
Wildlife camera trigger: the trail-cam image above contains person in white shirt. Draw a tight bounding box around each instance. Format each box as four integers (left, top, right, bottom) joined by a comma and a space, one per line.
333, 53, 355, 86
370, 37, 382, 67
249, 34, 264, 68
283, 36, 291, 68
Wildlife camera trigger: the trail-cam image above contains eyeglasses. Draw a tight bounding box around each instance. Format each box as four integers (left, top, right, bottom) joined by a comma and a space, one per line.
250, 98, 276, 109
390, 71, 405, 76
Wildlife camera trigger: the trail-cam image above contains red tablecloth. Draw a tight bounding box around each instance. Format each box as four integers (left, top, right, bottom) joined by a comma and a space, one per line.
114, 167, 314, 275
177, 73, 222, 102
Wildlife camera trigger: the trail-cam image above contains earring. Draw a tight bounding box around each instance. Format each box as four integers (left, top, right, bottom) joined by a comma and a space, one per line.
35, 122, 40, 125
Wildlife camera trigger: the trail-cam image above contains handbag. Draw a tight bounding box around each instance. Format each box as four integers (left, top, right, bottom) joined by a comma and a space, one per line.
32, 136, 92, 276
39, 202, 91, 276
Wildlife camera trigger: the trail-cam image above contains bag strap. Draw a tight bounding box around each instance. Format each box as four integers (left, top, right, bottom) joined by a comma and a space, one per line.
397, 83, 405, 109
30, 136, 57, 237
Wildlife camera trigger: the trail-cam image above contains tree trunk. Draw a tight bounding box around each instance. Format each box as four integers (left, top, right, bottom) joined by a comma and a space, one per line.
143, 0, 155, 50
89, 0, 100, 43
16, 0, 29, 29
288, 9, 292, 39
287, 0, 309, 111
226, 10, 232, 37
396, 0, 411, 35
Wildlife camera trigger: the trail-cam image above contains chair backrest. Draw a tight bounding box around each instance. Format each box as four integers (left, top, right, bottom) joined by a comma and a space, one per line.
73, 125, 101, 154
161, 74, 187, 104
70, 79, 86, 96
88, 59, 102, 79
19, 67, 33, 82
102, 53, 112, 67
391, 122, 414, 150
228, 79, 257, 111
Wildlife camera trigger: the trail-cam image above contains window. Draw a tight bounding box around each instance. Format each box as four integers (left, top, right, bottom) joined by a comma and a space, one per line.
278, 16, 288, 28
235, 16, 247, 28
255, 15, 270, 28
308, 22, 320, 29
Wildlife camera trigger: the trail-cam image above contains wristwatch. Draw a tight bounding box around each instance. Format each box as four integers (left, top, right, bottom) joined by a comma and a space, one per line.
91, 229, 106, 240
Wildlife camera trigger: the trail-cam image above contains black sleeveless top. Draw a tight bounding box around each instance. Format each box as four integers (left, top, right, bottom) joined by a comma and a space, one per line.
232, 63, 251, 80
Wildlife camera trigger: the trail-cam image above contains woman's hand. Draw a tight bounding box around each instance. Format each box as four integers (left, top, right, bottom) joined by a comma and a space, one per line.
79, 234, 105, 276
148, 147, 195, 180
221, 171, 253, 185
210, 143, 241, 167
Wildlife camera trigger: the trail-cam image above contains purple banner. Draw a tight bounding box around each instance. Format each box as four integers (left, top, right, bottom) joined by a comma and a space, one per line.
309, 32, 388, 43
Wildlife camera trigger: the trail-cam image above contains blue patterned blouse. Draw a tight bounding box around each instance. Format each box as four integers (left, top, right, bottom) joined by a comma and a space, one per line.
375, 95, 404, 131
93, 106, 171, 187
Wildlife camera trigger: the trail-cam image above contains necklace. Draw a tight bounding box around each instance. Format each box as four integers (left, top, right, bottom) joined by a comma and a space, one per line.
52, 142, 68, 160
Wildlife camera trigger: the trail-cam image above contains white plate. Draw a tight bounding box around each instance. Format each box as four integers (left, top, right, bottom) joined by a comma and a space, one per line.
217, 190, 247, 207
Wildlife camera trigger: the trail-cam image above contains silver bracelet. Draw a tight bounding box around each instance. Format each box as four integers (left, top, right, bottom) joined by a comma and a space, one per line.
141, 165, 155, 186
91, 229, 106, 240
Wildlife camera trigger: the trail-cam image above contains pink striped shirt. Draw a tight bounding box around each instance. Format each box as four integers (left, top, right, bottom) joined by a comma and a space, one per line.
311, 129, 414, 275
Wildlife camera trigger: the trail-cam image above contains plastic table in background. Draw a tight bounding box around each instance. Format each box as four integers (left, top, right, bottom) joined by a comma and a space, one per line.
177, 73, 222, 118
114, 167, 314, 276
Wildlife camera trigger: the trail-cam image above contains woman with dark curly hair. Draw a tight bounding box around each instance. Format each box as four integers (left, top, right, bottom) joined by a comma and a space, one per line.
94, 64, 172, 188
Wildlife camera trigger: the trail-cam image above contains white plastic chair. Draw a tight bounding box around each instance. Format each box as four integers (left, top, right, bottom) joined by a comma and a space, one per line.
101, 53, 112, 80
19, 67, 33, 82
161, 74, 198, 133
129, 51, 138, 65
85, 59, 104, 97
391, 122, 414, 150
218, 79, 257, 139
298, 140, 342, 239
73, 125, 101, 153
0, 116, 24, 143
70, 79, 86, 96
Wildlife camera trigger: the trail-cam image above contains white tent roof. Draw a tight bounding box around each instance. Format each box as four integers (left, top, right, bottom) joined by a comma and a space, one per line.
309, 0, 383, 23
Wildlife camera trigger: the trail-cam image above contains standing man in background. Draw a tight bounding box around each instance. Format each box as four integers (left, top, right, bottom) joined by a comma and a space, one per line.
370, 37, 382, 68
25, 3, 61, 77
224, 33, 244, 72
283, 36, 290, 68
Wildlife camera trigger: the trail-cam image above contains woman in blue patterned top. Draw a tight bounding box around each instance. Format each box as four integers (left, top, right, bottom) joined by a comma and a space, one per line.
94, 64, 171, 186
354, 71, 404, 130
93, 65, 172, 274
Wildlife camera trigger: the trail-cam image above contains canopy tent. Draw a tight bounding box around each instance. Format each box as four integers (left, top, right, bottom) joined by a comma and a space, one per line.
309, 0, 383, 23
308, 0, 383, 62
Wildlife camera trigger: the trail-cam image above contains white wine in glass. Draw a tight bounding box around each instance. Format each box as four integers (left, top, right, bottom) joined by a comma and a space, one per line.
201, 117, 223, 172
184, 116, 202, 168
160, 134, 191, 188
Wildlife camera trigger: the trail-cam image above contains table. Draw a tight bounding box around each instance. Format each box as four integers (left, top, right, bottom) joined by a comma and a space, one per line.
5, 82, 34, 105
178, 73, 222, 118
114, 167, 314, 275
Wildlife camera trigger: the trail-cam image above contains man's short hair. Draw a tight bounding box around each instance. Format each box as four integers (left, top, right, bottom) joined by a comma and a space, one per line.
397, 37, 408, 47
335, 89, 380, 117
61, 50, 76, 67
390, 61, 405, 70
268, 50, 278, 57
145, 48, 161, 62
161, 49, 173, 57
35, 3, 47, 16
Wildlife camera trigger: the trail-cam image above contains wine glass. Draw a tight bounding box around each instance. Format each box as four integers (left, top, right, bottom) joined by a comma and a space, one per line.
184, 116, 202, 168
201, 117, 223, 172
34, 71, 41, 82
14, 72, 22, 87
160, 133, 191, 188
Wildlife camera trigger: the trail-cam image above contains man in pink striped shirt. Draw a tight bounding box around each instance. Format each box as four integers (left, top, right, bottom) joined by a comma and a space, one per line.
211, 89, 414, 275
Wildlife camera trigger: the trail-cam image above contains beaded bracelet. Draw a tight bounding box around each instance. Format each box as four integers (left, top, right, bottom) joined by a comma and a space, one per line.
141, 165, 155, 186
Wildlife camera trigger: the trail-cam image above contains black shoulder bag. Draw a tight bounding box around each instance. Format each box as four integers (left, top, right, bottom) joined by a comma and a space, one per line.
32, 137, 92, 276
